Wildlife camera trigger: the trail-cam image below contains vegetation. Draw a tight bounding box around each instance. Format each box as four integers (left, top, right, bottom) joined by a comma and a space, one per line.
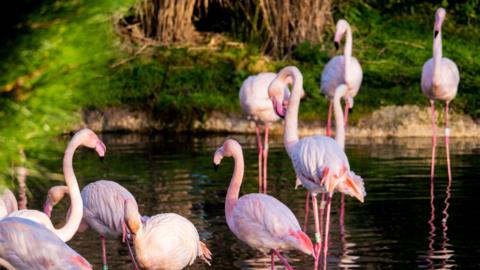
0, 0, 479, 187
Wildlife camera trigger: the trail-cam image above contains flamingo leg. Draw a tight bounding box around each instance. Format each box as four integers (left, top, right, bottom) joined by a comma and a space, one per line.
326, 100, 333, 136
255, 124, 263, 193
273, 250, 293, 270
311, 194, 321, 269
124, 223, 139, 270
344, 100, 349, 127
322, 193, 333, 270
271, 251, 275, 270
430, 100, 437, 180
303, 191, 310, 232
263, 124, 269, 194
445, 102, 452, 182
101, 235, 108, 270
318, 192, 326, 260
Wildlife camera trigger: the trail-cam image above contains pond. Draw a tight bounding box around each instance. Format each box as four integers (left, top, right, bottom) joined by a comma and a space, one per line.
24, 133, 480, 269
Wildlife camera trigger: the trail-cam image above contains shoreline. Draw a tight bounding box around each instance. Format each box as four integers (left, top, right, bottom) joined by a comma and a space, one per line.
81, 105, 480, 137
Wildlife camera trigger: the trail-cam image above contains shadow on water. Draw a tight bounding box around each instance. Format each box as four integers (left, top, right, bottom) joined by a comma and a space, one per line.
21, 134, 480, 269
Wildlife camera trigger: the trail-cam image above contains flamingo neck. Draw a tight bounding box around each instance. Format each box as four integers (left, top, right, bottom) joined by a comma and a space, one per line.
284, 69, 303, 156
433, 30, 443, 84
55, 137, 83, 242
333, 87, 346, 149
344, 26, 353, 84
225, 148, 244, 223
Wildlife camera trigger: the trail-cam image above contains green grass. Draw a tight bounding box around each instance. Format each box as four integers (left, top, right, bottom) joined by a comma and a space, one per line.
1, 0, 479, 186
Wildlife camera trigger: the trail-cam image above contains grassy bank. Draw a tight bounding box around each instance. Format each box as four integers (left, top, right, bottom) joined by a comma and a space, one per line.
1, 0, 479, 186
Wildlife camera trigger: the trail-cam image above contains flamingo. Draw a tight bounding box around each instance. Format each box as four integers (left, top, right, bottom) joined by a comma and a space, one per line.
8, 128, 106, 243
0, 217, 92, 270
123, 200, 212, 270
213, 139, 314, 269
43, 180, 140, 270
239, 72, 291, 193
321, 19, 363, 136
0, 189, 17, 218
269, 66, 366, 269
421, 7, 459, 183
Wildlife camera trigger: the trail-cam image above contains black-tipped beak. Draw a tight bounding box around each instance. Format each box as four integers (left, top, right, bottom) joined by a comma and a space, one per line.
434, 30, 439, 38
349, 107, 353, 113
334, 41, 339, 50
99, 156, 104, 162
213, 163, 219, 171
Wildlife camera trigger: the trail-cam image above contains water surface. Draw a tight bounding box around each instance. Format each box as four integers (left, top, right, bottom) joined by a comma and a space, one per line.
26, 134, 480, 269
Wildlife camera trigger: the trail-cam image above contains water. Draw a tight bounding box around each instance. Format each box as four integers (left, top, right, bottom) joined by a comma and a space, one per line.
24, 134, 480, 269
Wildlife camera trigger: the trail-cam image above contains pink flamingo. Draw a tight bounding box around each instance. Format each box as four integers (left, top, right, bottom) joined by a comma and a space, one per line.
239, 72, 291, 193
8, 128, 106, 243
421, 7, 459, 183
123, 200, 212, 270
0, 217, 92, 270
270, 66, 366, 269
321, 19, 363, 136
43, 180, 140, 270
0, 189, 17, 218
213, 139, 314, 269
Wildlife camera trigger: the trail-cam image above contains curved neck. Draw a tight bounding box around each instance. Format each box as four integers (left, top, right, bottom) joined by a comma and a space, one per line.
433, 30, 443, 83
334, 88, 346, 149
55, 137, 83, 242
283, 69, 303, 155
344, 26, 353, 84
225, 149, 244, 222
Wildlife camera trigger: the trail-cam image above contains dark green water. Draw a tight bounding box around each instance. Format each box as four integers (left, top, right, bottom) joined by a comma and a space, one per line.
25, 134, 480, 269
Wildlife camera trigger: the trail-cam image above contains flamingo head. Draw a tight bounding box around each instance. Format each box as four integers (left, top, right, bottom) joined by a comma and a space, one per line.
213, 139, 242, 168
43, 185, 68, 218
434, 8, 446, 38
335, 169, 366, 203
334, 19, 350, 50
268, 77, 292, 119
75, 128, 106, 160
124, 199, 142, 238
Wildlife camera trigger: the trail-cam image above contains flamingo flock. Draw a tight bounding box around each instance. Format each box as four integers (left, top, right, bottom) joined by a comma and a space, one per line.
0, 7, 460, 270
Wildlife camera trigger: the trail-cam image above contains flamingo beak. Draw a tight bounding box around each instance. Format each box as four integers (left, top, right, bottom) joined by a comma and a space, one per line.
43, 199, 53, 218
95, 140, 106, 160
272, 98, 286, 118
334, 41, 339, 50
434, 30, 439, 38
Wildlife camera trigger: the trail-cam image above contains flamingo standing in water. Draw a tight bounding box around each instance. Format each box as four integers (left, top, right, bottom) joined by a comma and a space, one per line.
321, 19, 363, 136
43, 180, 140, 270
421, 7, 459, 182
270, 66, 366, 269
213, 139, 314, 269
0, 217, 92, 270
123, 200, 212, 270
239, 72, 291, 193
8, 128, 106, 243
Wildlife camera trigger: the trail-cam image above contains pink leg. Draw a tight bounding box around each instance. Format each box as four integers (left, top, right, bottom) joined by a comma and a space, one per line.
430, 101, 437, 180
255, 124, 263, 193
273, 250, 293, 270
445, 102, 452, 182
303, 192, 310, 232
271, 252, 275, 270
101, 236, 108, 270
124, 222, 139, 270
344, 100, 349, 127
326, 100, 333, 136
263, 124, 269, 194
318, 192, 326, 257
312, 194, 321, 269
322, 194, 333, 270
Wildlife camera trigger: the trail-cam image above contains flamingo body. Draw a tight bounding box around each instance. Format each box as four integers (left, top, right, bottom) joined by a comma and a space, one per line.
131, 213, 211, 270
421, 58, 459, 101
0, 217, 91, 270
228, 193, 313, 255
81, 180, 136, 238
321, 55, 362, 101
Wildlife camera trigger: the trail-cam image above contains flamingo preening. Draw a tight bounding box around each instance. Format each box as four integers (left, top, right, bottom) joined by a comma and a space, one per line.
7, 128, 106, 243
0, 217, 92, 270
421, 7, 459, 183
43, 180, 140, 270
124, 200, 212, 270
321, 19, 363, 137
239, 72, 291, 193
213, 139, 314, 269
270, 66, 366, 269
